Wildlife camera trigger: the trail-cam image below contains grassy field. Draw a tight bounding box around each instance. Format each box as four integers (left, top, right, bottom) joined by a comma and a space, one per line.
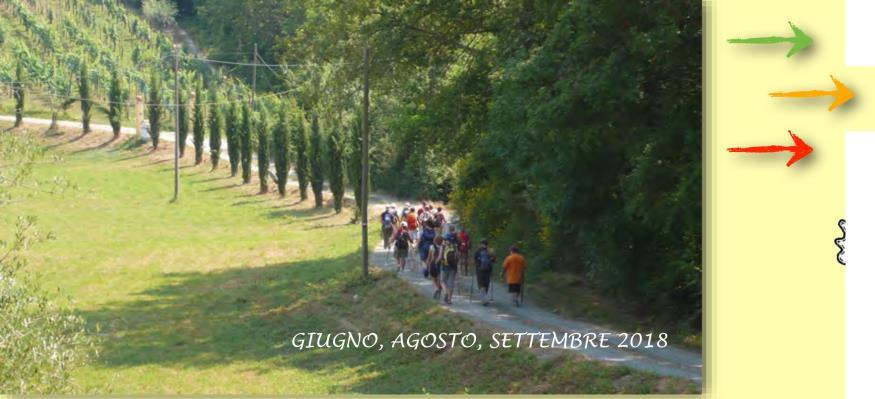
0, 122, 697, 395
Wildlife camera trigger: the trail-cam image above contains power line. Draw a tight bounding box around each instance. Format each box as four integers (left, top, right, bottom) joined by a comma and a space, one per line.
189, 56, 308, 68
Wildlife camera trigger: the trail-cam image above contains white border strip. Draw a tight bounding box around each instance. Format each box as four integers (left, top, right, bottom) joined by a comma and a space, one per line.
846, 0, 875, 65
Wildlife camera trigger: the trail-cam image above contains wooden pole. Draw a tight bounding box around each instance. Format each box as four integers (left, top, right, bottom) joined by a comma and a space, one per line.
361, 45, 370, 277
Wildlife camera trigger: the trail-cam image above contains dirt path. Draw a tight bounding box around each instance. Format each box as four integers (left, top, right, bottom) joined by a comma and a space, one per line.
2, 115, 702, 382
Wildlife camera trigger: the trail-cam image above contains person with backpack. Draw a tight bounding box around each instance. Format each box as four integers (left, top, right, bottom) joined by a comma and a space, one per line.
381, 206, 395, 250
458, 228, 471, 275
406, 208, 418, 241
474, 240, 496, 305
419, 221, 437, 277
501, 245, 527, 307
435, 207, 446, 233
440, 237, 460, 305
393, 222, 414, 272
426, 235, 445, 300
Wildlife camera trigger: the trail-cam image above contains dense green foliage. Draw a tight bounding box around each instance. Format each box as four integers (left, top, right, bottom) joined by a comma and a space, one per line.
273, 110, 290, 197
226, 98, 240, 177
107, 69, 123, 137
177, 88, 189, 156
142, 0, 177, 28
345, 113, 365, 221
256, 105, 270, 193
147, 72, 162, 148
308, 113, 324, 208
326, 123, 344, 213
186, 0, 702, 326
0, 133, 96, 394
78, 62, 90, 133
13, 61, 24, 127
291, 113, 309, 201
240, 101, 253, 184
207, 84, 222, 169
192, 80, 205, 164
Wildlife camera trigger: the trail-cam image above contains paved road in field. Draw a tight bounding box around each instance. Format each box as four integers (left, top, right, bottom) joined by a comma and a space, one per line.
3, 115, 703, 381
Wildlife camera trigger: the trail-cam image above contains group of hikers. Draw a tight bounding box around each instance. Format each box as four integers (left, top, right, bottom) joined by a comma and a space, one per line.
380, 202, 527, 307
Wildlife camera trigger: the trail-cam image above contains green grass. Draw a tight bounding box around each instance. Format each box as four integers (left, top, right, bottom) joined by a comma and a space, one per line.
1, 122, 698, 395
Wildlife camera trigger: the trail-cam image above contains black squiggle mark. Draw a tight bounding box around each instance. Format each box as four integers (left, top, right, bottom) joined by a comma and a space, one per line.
835, 219, 846, 266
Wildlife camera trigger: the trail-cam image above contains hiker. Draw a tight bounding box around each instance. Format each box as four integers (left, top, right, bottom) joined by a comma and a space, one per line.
439, 235, 460, 305
381, 206, 394, 250
501, 245, 527, 307
419, 221, 438, 276
444, 225, 459, 247
435, 207, 446, 232
474, 240, 496, 305
426, 235, 445, 300
393, 222, 414, 272
406, 207, 418, 241
458, 227, 471, 275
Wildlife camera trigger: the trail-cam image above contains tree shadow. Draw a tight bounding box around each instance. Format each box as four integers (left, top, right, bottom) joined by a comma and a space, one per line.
74, 252, 516, 394
45, 131, 88, 149
232, 198, 269, 207
78, 253, 361, 371
200, 183, 238, 193
71, 135, 120, 154
266, 206, 334, 220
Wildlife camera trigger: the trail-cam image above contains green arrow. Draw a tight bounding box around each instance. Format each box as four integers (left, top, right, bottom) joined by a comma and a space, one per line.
727, 22, 813, 58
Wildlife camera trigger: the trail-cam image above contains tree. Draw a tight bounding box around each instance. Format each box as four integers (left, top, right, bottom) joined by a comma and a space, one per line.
292, 113, 310, 201
79, 63, 91, 134
193, 79, 206, 164
226, 98, 240, 177
326, 122, 345, 214
256, 104, 271, 194
208, 85, 222, 170
273, 111, 290, 197
177, 86, 190, 156
345, 112, 364, 222
142, 0, 178, 29
147, 72, 162, 149
13, 61, 24, 128
240, 103, 253, 184
309, 113, 324, 208
107, 68, 123, 138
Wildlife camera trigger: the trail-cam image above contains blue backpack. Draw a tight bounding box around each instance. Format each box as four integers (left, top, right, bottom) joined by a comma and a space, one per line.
420, 228, 436, 249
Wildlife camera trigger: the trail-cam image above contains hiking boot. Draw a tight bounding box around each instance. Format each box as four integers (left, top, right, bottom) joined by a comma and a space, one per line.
433, 289, 442, 300
513, 298, 520, 307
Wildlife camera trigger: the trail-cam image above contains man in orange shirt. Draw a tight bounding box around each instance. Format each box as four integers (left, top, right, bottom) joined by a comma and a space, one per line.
501, 245, 527, 307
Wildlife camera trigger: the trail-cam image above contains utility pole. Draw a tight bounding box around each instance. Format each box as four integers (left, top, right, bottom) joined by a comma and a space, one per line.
251, 43, 258, 107
172, 44, 181, 202
361, 44, 370, 277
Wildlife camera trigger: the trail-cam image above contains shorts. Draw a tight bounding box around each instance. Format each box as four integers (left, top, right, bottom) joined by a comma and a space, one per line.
419, 246, 430, 261
395, 247, 409, 259
441, 267, 457, 289
476, 269, 492, 289
429, 263, 440, 278
508, 283, 522, 293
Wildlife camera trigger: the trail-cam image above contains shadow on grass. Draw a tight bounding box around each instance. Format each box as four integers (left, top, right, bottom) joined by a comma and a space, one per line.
75, 252, 450, 393
200, 183, 238, 193
71, 135, 121, 154
266, 206, 334, 221
45, 131, 88, 149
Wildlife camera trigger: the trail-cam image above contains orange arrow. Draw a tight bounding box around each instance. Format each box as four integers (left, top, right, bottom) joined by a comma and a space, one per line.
769, 75, 854, 111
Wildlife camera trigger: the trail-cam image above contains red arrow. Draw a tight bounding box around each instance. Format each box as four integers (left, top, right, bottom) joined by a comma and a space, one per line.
727, 130, 813, 167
